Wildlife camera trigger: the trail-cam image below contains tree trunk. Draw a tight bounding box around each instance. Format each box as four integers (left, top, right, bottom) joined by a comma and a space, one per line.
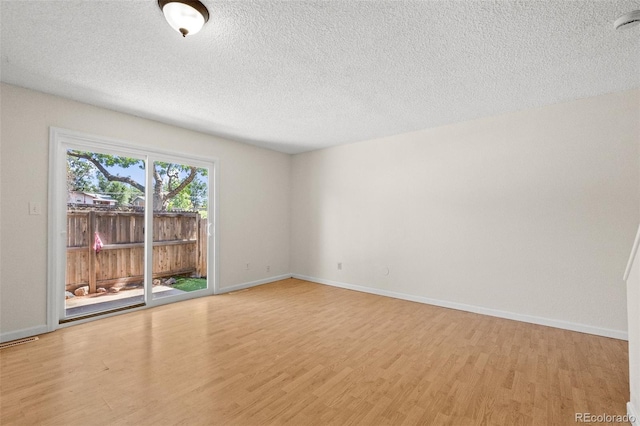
153, 178, 165, 211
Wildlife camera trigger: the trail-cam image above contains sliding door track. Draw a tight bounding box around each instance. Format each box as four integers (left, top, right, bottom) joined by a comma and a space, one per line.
60, 303, 146, 324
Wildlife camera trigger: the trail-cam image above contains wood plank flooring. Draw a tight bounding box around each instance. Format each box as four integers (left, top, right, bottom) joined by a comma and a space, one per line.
0, 278, 629, 425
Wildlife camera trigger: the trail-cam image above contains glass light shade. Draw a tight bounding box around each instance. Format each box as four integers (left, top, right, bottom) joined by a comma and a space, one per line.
615, 10, 640, 30
162, 2, 206, 37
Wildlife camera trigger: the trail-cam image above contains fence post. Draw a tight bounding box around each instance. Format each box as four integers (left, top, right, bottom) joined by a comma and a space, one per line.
88, 210, 97, 294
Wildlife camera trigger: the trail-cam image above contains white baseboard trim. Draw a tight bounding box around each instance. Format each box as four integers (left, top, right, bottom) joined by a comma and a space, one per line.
629, 401, 639, 426
0, 324, 50, 344
292, 274, 628, 341
2, 275, 625, 342
218, 274, 292, 294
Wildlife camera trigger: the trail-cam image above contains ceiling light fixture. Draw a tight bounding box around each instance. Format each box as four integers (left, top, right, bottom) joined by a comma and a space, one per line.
614, 10, 640, 30
158, 0, 209, 37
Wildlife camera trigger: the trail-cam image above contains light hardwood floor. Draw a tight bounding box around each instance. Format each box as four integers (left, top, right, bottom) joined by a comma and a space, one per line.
0, 278, 629, 425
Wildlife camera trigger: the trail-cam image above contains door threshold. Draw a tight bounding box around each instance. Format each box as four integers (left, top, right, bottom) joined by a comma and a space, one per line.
60, 302, 146, 324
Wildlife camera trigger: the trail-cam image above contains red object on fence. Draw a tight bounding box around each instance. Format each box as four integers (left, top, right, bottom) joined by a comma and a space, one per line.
93, 232, 103, 254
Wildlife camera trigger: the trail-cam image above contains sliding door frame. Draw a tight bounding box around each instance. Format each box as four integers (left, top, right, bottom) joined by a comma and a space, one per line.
47, 127, 219, 331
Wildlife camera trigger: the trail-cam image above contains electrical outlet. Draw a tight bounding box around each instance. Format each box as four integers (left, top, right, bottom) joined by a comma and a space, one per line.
337, 262, 342, 270
245, 263, 250, 270
29, 202, 42, 215
266, 265, 271, 273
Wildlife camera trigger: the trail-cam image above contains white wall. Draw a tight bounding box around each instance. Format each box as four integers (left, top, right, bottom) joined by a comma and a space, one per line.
0, 83, 291, 339
2, 82, 637, 343
291, 89, 639, 338
627, 230, 640, 422
627, 104, 640, 421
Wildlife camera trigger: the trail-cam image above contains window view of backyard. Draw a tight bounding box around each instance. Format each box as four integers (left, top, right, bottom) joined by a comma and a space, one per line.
65, 150, 209, 318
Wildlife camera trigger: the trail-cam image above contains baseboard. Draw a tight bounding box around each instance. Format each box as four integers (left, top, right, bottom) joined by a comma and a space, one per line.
629, 401, 639, 426
2, 275, 626, 342
217, 274, 292, 294
0, 324, 50, 344
293, 274, 628, 340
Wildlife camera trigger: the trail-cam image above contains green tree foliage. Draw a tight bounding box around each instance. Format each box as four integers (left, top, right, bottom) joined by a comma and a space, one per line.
67, 151, 207, 211
167, 187, 192, 211
67, 156, 97, 192
96, 175, 140, 206
189, 179, 207, 210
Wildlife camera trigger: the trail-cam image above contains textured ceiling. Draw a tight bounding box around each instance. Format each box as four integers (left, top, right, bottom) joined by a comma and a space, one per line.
1, 1, 639, 154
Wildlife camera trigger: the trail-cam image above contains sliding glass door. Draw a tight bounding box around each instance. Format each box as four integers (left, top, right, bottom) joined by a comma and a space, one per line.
50, 128, 217, 325
150, 160, 210, 301
64, 149, 147, 319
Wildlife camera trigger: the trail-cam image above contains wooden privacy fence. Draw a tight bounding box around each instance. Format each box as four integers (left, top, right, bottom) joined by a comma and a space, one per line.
66, 208, 208, 293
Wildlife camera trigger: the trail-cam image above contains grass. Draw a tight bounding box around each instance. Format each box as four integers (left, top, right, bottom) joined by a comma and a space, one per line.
173, 277, 207, 292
